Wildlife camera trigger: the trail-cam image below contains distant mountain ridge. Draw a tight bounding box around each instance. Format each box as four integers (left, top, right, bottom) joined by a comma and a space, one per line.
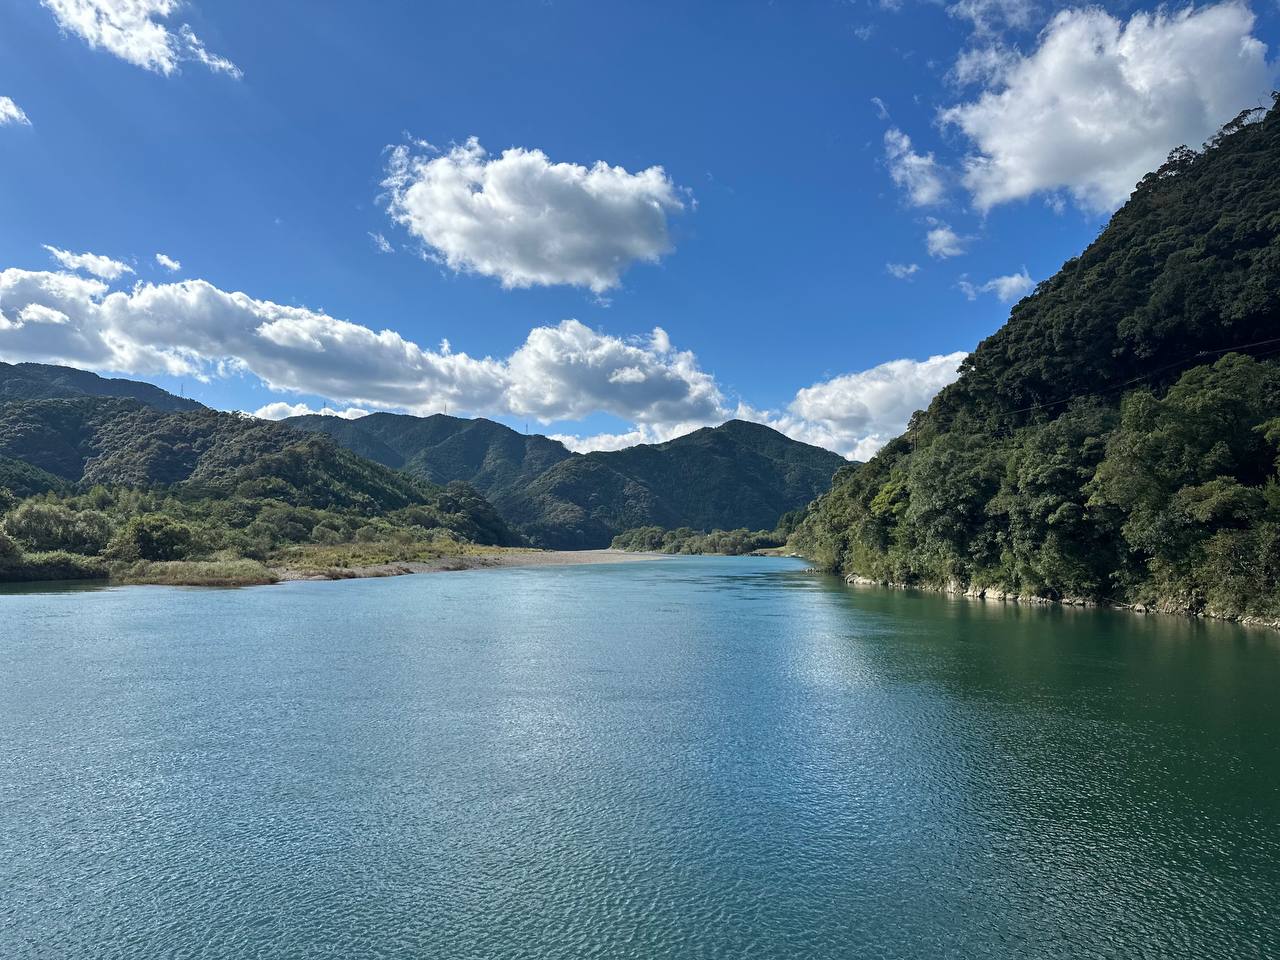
286, 411, 847, 548
0, 361, 203, 412
0, 358, 847, 549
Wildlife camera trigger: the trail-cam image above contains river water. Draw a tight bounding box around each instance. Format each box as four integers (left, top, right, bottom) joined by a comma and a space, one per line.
2, 556, 1277, 958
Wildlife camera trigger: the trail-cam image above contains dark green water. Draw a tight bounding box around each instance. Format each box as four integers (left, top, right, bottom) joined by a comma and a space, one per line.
2, 556, 1277, 958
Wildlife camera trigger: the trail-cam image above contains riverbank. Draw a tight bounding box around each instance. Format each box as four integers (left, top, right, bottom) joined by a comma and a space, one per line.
273, 547, 666, 582
1, 544, 669, 589
840, 573, 1280, 631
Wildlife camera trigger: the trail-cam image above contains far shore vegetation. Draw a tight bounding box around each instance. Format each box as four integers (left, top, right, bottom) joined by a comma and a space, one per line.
610, 525, 786, 556
0, 483, 503, 587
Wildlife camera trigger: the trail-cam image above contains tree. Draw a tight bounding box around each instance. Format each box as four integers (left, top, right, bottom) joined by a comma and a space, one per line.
106, 515, 194, 562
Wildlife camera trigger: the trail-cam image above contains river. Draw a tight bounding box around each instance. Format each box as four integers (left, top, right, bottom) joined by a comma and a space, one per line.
2, 556, 1276, 958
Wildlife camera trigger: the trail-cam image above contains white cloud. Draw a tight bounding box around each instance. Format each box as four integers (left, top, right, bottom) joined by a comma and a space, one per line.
549, 422, 706, 453
0, 259, 981, 459
883, 128, 945, 206
949, 44, 1018, 87
369, 232, 393, 254
886, 262, 920, 279
941, 2, 1275, 212
925, 222, 966, 258
42, 0, 239, 76
43, 245, 134, 280
253, 402, 370, 421
0, 97, 30, 126
871, 96, 890, 119
383, 137, 686, 293
0, 268, 725, 435
947, 0, 1037, 36
154, 252, 181, 272
0, 302, 72, 331
987, 270, 1034, 301
765, 353, 968, 460
960, 268, 1035, 302
502, 321, 725, 426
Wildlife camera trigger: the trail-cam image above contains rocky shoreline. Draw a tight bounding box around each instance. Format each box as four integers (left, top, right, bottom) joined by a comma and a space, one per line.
841, 574, 1280, 631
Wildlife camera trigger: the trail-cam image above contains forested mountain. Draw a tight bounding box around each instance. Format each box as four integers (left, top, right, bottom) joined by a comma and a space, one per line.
794, 102, 1280, 623
0, 361, 203, 412
0, 395, 514, 582
287, 413, 847, 548
286, 411, 574, 511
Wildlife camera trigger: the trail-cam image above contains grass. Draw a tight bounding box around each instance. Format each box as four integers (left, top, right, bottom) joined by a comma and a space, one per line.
0, 536, 527, 587
113, 559, 278, 587
269, 536, 488, 572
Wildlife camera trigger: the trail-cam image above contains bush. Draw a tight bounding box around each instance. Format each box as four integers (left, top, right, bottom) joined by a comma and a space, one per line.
106, 514, 194, 562
0, 529, 19, 560
0, 550, 108, 582
4, 501, 114, 554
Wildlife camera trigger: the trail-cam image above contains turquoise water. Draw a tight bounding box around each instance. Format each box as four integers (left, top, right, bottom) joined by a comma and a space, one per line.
2, 556, 1278, 958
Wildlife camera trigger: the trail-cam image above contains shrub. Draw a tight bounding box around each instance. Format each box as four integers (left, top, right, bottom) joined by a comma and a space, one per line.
106, 514, 194, 562
4, 501, 114, 554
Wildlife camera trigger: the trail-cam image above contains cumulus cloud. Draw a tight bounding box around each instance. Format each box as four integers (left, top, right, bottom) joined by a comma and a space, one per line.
43, 245, 133, 280
766, 353, 968, 460
383, 138, 686, 293
0, 96, 30, 126
550, 423, 706, 453
0, 261, 972, 460
0, 267, 726, 436
925, 222, 966, 258
960, 268, 1035, 302
369, 232, 393, 254
154, 252, 181, 272
886, 262, 920, 279
253, 402, 369, 421
42, 0, 240, 76
884, 128, 945, 206
503, 323, 723, 426
941, 2, 1275, 212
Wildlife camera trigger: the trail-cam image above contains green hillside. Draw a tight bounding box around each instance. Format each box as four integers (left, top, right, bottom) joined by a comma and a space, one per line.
287, 413, 847, 548
793, 103, 1280, 623
0, 396, 515, 582
0, 361, 204, 412
287, 412, 574, 512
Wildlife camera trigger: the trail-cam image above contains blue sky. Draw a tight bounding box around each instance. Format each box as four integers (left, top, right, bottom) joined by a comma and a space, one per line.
1, 0, 1276, 456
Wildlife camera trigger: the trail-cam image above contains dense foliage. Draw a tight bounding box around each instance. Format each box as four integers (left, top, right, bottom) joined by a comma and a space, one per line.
794, 102, 1280, 622
289, 414, 847, 549
0, 394, 516, 581
611, 525, 785, 555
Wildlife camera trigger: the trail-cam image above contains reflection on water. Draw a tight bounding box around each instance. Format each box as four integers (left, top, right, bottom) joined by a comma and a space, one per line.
0, 577, 112, 596
1, 556, 1276, 959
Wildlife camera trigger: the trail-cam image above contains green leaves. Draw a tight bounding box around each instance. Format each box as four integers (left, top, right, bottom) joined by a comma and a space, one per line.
797, 103, 1280, 620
